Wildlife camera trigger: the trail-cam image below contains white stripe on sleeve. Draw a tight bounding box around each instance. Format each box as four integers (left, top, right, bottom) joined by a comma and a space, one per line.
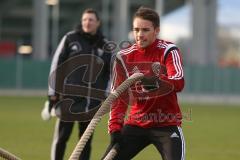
48, 35, 67, 96
169, 50, 183, 80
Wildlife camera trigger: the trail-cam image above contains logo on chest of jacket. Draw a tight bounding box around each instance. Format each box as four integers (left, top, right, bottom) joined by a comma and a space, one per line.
69, 42, 82, 54
97, 48, 104, 57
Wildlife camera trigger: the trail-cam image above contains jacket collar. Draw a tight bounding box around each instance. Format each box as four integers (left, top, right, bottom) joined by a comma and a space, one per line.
137, 39, 159, 53
75, 24, 104, 46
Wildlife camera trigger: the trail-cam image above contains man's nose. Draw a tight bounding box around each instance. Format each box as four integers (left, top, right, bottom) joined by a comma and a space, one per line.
138, 33, 144, 39
138, 30, 144, 37
85, 19, 91, 25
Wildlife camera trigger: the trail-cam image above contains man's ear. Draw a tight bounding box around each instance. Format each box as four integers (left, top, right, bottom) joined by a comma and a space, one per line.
97, 20, 101, 28
155, 27, 160, 36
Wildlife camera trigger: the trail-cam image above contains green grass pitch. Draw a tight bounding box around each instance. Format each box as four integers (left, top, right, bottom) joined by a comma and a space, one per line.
0, 96, 240, 160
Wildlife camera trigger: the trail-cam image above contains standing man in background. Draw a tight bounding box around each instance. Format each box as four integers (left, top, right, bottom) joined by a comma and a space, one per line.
102, 7, 185, 160
44, 8, 111, 160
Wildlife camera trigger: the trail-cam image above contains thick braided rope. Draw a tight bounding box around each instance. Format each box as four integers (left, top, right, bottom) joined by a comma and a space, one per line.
68, 73, 144, 160
0, 148, 21, 160
103, 144, 118, 160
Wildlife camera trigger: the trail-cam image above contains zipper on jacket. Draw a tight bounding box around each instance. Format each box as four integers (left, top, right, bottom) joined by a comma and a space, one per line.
85, 49, 95, 112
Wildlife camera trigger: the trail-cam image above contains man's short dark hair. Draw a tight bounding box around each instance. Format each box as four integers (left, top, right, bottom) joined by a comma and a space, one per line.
133, 7, 160, 28
82, 8, 100, 21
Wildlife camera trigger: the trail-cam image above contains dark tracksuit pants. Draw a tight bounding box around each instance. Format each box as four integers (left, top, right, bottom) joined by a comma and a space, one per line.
51, 119, 92, 160
103, 125, 185, 160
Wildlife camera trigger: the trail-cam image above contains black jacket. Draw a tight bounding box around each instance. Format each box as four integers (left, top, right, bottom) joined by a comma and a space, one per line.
48, 26, 112, 113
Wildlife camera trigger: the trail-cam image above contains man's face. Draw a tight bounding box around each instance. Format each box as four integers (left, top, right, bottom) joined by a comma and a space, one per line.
133, 17, 159, 48
81, 13, 100, 35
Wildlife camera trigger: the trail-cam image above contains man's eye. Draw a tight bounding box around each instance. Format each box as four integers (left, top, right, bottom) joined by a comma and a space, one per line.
142, 29, 149, 32
133, 29, 139, 32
